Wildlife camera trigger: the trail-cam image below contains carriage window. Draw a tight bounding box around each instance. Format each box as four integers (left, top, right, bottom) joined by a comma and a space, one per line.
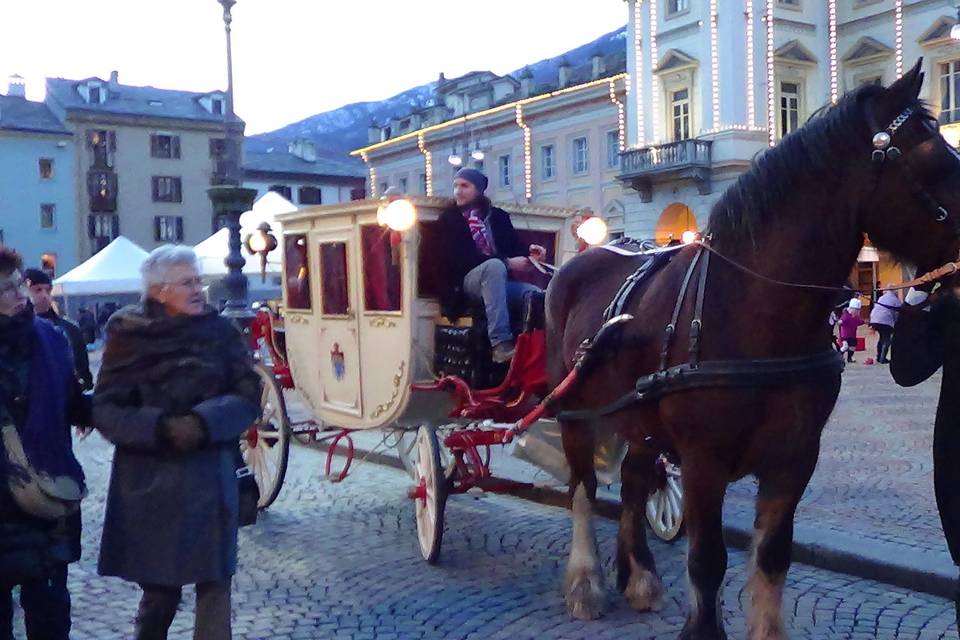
361, 225, 402, 312
320, 242, 350, 315
284, 234, 311, 310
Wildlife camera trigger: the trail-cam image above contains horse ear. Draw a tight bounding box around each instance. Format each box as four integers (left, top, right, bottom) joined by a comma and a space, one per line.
886, 58, 924, 104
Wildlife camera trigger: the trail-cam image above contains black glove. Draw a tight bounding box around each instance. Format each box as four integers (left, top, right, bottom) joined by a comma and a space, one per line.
158, 413, 207, 452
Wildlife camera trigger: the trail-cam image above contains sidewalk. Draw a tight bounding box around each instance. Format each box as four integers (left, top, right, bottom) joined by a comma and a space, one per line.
293, 355, 957, 599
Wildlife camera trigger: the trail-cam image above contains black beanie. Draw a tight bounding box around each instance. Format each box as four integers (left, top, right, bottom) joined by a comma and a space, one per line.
23, 268, 51, 286
454, 168, 488, 193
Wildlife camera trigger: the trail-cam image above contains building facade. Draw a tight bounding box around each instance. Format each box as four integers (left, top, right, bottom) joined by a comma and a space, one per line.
45, 72, 232, 257
621, 0, 960, 290
0, 77, 78, 275
244, 139, 365, 206
352, 55, 630, 236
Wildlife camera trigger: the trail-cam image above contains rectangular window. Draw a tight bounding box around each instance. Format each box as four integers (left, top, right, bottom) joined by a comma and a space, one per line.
268, 184, 293, 201
88, 86, 101, 104
211, 98, 223, 115
667, 0, 688, 14
606, 130, 621, 169
209, 138, 226, 157
154, 215, 183, 242
400, 177, 408, 193
361, 225, 402, 312
150, 134, 181, 159
779, 81, 801, 137
88, 129, 115, 168
541, 145, 555, 180
284, 234, 311, 310
320, 242, 350, 315
499, 155, 511, 187
940, 61, 960, 124
152, 176, 182, 203
379, 182, 388, 195
88, 214, 119, 252
572, 137, 589, 174
38, 158, 53, 179
419, 173, 427, 194
298, 186, 322, 205
40, 204, 55, 229
777, 0, 799, 6
40, 253, 56, 278
87, 169, 118, 212
671, 89, 691, 141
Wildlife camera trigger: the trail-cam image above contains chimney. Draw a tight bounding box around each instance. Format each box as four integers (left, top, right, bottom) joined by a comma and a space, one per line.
439, 72, 447, 85
7, 74, 26, 98
108, 70, 119, 90
558, 58, 571, 89
591, 53, 606, 80
519, 67, 534, 97
288, 139, 317, 162
368, 121, 381, 144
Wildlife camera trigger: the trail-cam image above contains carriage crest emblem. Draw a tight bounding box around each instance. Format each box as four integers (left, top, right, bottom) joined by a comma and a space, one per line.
331, 343, 346, 380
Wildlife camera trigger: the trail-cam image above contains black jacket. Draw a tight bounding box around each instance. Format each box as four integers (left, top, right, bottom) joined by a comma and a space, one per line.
891, 295, 960, 564
437, 199, 527, 318
40, 309, 93, 391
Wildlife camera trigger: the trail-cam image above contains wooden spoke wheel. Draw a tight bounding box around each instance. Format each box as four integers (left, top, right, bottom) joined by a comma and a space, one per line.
646, 455, 684, 543
240, 362, 291, 510
409, 425, 448, 564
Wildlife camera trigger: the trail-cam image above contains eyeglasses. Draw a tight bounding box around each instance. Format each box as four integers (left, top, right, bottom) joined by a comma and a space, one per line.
164, 276, 203, 290
0, 276, 26, 297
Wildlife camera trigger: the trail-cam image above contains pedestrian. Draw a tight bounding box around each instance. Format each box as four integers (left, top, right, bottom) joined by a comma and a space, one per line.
93, 244, 261, 640
0, 247, 90, 640
24, 268, 94, 390
869, 289, 902, 364
839, 298, 864, 363
437, 168, 546, 362
77, 307, 96, 346
891, 284, 960, 628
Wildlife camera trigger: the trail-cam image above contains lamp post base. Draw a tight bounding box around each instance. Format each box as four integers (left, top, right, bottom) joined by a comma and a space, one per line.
208, 185, 258, 321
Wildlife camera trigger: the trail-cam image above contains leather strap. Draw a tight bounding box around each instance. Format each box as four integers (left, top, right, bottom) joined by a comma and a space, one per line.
689, 250, 710, 369
660, 248, 703, 371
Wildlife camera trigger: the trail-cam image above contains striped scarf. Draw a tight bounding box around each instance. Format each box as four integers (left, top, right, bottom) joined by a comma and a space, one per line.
463, 207, 493, 256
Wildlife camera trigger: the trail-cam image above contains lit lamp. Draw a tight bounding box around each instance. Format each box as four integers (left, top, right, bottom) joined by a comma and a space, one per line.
574, 215, 608, 252
952, 6, 960, 40
681, 230, 699, 244
448, 145, 463, 166
471, 142, 485, 162
243, 221, 278, 283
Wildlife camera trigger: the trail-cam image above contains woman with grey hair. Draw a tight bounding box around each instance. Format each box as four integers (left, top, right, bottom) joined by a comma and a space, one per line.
93, 244, 261, 640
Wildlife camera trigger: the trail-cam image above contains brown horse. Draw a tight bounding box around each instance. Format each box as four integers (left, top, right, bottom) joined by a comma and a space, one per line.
547, 61, 960, 639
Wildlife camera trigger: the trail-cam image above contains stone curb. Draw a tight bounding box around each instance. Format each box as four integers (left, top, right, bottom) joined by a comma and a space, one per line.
308, 440, 956, 600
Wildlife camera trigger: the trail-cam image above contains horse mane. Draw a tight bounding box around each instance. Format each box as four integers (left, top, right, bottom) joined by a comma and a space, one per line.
706, 84, 931, 250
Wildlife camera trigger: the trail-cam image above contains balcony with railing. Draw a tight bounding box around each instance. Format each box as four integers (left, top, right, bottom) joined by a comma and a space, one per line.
87, 169, 118, 212
619, 139, 713, 202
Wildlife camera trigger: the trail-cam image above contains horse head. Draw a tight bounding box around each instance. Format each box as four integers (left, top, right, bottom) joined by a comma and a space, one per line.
859, 59, 960, 277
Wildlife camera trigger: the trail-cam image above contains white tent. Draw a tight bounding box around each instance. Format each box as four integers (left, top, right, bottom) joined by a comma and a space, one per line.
52, 236, 149, 296
195, 191, 295, 277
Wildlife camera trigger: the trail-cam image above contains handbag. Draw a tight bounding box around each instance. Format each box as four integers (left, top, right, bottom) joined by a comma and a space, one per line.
235, 447, 259, 527
2, 423, 85, 521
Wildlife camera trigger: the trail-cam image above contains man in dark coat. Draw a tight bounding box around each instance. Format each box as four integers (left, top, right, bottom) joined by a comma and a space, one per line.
0, 247, 90, 640
891, 286, 960, 625
94, 244, 261, 640
24, 269, 93, 390
77, 307, 96, 346
438, 168, 544, 362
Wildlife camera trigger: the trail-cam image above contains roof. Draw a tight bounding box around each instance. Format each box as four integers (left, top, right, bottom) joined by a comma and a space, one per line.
45, 77, 233, 124
243, 147, 365, 179
0, 95, 70, 135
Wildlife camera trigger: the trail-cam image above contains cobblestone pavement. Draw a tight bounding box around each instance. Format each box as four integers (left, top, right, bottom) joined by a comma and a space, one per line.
14, 428, 957, 640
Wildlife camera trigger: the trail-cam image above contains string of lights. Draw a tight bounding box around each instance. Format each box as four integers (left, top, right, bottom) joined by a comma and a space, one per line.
417, 133, 433, 196
710, 0, 720, 128
894, 0, 904, 77
634, 0, 646, 146
609, 78, 626, 152
361, 152, 378, 198
649, 0, 661, 144
745, 0, 756, 127
514, 105, 533, 200
828, 0, 838, 103
765, 0, 776, 147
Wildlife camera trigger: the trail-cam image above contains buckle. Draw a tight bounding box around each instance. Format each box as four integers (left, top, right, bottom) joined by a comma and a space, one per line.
236, 466, 254, 479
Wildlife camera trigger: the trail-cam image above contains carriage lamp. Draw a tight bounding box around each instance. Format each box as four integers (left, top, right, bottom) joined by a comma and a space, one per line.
244, 221, 278, 283
575, 216, 608, 247
382, 198, 417, 232
681, 230, 699, 244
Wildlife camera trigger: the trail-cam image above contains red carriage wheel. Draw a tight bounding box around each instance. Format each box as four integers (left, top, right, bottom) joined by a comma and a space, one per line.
408, 424, 448, 564
240, 362, 291, 509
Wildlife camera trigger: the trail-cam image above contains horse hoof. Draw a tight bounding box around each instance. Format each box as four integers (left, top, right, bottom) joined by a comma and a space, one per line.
625, 568, 665, 612
564, 569, 605, 620
748, 620, 786, 640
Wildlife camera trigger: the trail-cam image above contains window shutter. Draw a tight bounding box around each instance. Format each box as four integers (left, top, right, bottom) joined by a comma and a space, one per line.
172, 137, 181, 159
154, 217, 162, 241
174, 178, 182, 202
151, 177, 158, 201
175, 217, 184, 242
108, 131, 117, 151
86, 129, 97, 148
150, 134, 157, 157
111, 215, 120, 238
87, 215, 96, 238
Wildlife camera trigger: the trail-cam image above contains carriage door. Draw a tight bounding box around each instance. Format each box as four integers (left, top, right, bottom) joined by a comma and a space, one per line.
312, 227, 363, 418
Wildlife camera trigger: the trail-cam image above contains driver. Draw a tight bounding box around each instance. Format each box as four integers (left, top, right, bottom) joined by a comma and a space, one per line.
438, 168, 545, 363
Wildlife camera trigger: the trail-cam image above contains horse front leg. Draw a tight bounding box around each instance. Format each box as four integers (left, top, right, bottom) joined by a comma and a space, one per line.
618, 444, 665, 612
748, 447, 818, 640
561, 421, 605, 620
679, 456, 729, 640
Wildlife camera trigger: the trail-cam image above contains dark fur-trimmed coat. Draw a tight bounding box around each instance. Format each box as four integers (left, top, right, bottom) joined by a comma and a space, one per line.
93, 300, 261, 587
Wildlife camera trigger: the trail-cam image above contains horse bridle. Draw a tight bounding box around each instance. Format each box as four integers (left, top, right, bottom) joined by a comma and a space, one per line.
870, 106, 955, 227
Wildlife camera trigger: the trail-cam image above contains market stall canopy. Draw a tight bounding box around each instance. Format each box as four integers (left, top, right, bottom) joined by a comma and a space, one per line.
52, 236, 149, 296
195, 192, 294, 277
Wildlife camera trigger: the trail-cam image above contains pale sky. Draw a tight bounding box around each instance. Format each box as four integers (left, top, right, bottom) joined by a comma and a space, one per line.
0, 1, 627, 135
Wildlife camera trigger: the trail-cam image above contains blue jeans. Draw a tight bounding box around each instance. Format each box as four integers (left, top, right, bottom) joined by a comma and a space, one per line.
463, 259, 541, 347
0, 564, 71, 640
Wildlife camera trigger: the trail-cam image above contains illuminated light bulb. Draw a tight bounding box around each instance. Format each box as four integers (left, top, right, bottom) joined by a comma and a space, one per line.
681, 230, 698, 244
577, 216, 608, 246
383, 198, 417, 232
448, 153, 462, 166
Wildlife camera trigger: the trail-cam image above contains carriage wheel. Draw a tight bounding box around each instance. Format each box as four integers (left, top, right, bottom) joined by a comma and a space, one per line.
240, 362, 291, 509
645, 456, 684, 543
410, 425, 448, 564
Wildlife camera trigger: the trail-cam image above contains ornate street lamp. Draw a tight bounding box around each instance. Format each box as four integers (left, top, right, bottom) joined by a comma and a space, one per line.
244, 221, 278, 283
208, 0, 258, 321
